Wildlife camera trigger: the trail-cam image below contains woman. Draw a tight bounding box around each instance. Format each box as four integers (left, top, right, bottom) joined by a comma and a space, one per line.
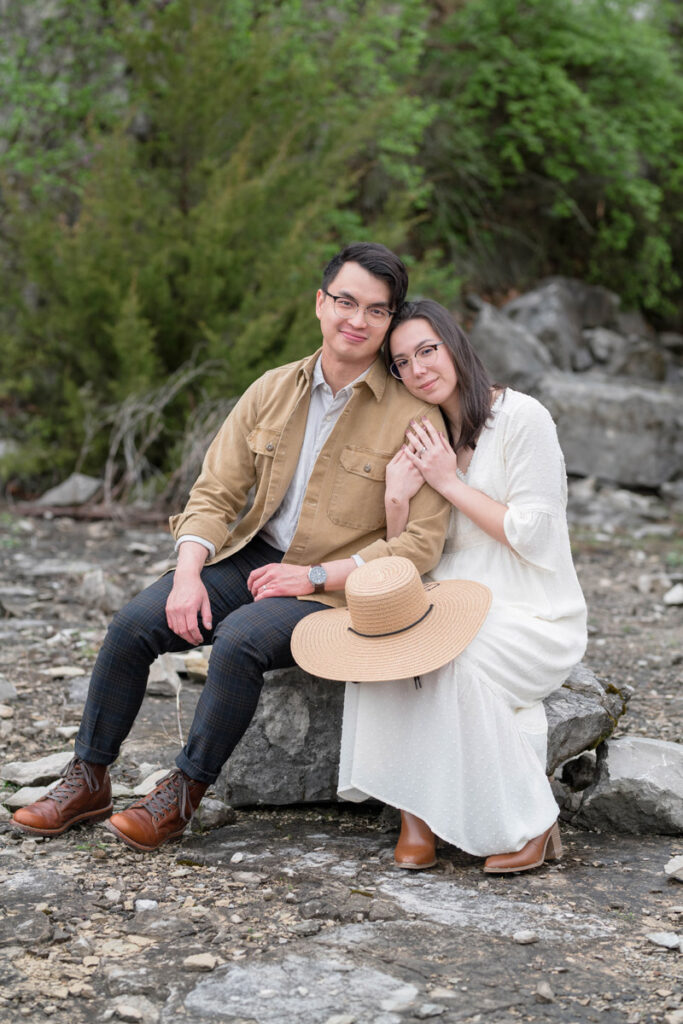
337, 299, 587, 873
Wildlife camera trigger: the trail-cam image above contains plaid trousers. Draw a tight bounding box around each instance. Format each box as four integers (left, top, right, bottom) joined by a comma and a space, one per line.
74, 535, 328, 784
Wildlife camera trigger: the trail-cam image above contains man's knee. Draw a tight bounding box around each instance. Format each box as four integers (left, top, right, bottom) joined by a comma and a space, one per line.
106, 581, 172, 651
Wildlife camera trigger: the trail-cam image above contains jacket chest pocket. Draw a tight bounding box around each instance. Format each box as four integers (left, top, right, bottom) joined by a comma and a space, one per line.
328, 446, 391, 531
247, 427, 280, 480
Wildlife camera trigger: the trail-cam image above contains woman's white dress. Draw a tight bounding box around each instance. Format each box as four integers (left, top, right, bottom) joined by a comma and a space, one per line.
338, 389, 587, 856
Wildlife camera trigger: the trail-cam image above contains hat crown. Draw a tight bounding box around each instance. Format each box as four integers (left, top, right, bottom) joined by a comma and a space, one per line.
346, 558, 430, 638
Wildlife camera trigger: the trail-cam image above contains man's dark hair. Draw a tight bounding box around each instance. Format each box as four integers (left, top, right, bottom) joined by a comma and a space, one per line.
321, 242, 409, 311
385, 298, 499, 453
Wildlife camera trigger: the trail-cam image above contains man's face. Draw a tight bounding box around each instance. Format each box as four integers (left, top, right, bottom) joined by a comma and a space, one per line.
315, 261, 392, 373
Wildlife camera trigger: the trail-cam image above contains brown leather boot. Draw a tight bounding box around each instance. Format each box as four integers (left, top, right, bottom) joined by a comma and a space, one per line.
104, 769, 207, 852
394, 810, 437, 870
11, 757, 112, 837
483, 821, 563, 874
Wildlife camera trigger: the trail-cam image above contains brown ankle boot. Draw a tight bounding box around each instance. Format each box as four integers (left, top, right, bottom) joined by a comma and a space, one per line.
11, 757, 112, 837
105, 769, 207, 852
394, 810, 437, 870
483, 821, 563, 874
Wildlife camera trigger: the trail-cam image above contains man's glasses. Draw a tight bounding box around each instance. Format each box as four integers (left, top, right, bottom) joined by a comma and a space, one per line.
324, 290, 394, 327
390, 342, 445, 379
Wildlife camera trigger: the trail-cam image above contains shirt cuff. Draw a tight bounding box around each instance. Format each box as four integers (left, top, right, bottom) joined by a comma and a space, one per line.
351, 553, 365, 567
175, 535, 216, 559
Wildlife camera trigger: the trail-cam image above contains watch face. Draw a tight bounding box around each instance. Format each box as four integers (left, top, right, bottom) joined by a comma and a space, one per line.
309, 565, 327, 585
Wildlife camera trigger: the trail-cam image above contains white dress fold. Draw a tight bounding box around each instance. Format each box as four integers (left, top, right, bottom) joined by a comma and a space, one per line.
338, 389, 587, 856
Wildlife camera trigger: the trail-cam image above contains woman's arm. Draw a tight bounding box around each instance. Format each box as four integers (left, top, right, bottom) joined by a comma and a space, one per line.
405, 418, 510, 548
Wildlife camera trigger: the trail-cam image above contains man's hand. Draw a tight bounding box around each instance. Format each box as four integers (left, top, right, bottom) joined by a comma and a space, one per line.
248, 563, 312, 601
166, 541, 212, 644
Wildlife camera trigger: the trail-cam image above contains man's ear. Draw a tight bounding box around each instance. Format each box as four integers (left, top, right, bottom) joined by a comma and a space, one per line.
315, 289, 325, 321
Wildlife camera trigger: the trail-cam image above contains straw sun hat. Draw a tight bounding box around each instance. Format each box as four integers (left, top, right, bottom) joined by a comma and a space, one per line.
291, 557, 492, 682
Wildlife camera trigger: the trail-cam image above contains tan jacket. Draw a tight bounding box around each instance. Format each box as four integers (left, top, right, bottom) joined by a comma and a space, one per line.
170, 349, 451, 607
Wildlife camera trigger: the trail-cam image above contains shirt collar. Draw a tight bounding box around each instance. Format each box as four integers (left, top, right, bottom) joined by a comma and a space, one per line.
297, 348, 387, 402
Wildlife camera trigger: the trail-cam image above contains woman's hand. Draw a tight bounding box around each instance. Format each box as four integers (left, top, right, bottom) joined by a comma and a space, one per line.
385, 447, 424, 505
404, 417, 459, 496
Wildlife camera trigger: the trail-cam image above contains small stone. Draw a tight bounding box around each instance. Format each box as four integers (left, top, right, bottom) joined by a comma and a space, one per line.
103, 888, 122, 905
231, 871, 264, 885
114, 1005, 143, 1022
192, 797, 236, 830
134, 899, 158, 913
0, 678, 18, 701
380, 984, 419, 1012
3, 784, 54, 809
0, 704, 14, 718
665, 1011, 683, 1024
42, 665, 87, 678
55, 726, 79, 739
111, 783, 135, 798
291, 920, 321, 936
230, 851, 245, 864
0, 750, 72, 786
183, 953, 218, 972
324, 1016, 356, 1024
535, 981, 555, 1003
664, 584, 683, 606
513, 930, 539, 944
647, 932, 681, 950
416, 1005, 446, 1019
183, 651, 209, 682
665, 856, 683, 882
133, 769, 169, 796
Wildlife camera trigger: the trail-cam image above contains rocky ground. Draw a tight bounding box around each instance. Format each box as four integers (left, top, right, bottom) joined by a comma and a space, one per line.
0, 490, 681, 1024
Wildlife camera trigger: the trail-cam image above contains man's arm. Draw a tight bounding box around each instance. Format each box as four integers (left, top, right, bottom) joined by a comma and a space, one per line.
247, 557, 358, 601
166, 381, 264, 643
166, 541, 212, 645
168, 380, 262, 553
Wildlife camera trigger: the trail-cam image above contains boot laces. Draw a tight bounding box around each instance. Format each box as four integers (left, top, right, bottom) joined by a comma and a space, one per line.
47, 757, 100, 805
133, 770, 193, 824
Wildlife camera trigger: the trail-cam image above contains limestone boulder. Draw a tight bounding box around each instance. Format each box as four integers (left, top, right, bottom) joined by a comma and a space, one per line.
502, 277, 619, 371
544, 663, 630, 774
468, 302, 552, 392
37, 472, 102, 506
532, 371, 683, 488
215, 662, 628, 808
570, 737, 683, 835
217, 668, 343, 807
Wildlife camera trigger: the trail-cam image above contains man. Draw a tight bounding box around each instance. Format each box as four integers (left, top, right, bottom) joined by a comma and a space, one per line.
13, 242, 451, 852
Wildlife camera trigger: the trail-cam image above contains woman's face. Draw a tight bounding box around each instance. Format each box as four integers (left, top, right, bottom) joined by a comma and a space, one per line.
389, 318, 458, 406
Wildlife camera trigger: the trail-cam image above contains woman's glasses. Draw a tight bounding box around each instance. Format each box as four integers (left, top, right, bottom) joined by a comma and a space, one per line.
390, 342, 445, 379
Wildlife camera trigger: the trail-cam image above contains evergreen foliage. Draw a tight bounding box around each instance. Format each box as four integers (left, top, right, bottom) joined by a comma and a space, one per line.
0, 0, 681, 494
419, 0, 683, 311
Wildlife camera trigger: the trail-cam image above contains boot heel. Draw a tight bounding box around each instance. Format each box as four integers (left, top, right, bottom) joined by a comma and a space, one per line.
546, 821, 562, 861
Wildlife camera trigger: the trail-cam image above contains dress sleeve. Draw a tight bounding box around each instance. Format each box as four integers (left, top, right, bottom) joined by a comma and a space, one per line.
501, 398, 570, 572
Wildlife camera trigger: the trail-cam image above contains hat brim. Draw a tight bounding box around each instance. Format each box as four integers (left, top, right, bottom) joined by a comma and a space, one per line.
291, 579, 492, 682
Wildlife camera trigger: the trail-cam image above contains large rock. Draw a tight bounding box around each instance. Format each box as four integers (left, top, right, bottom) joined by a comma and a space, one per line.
533, 371, 683, 488
37, 472, 102, 506
216, 662, 628, 807
571, 737, 683, 835
218, 669, 343, 807
503, 278, 619, 371
468, 302, 552, 392
544, 663, 630, 774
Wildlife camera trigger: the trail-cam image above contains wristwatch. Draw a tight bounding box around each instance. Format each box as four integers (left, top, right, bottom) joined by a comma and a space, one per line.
307, 565, 327, 594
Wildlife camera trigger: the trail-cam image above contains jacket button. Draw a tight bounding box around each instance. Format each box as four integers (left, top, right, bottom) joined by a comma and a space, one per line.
364, 463, 371, 473
266, 443, 274, 452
